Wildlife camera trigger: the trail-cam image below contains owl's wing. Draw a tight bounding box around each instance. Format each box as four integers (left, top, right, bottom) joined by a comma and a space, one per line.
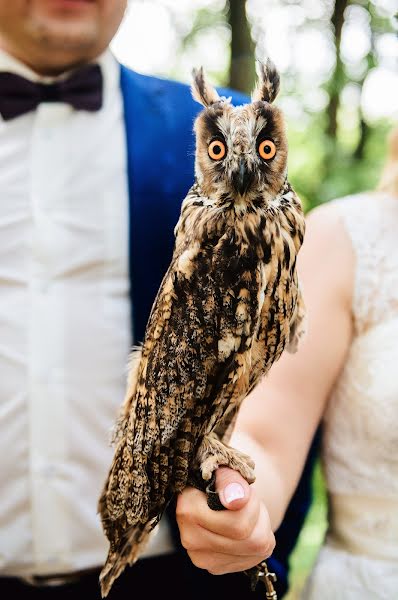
98, 232, 263, 597
286, 274, 306, 353
102, 226, 264, 529
281, 187, 306, 353
248, 188, 306, 389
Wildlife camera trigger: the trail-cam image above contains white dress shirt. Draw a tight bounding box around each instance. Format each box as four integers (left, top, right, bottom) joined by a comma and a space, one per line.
0, 49, 172, 577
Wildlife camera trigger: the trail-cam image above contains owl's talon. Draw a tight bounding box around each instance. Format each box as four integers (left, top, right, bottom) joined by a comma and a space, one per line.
197, 433, 256, 485
201, 456, 220, 481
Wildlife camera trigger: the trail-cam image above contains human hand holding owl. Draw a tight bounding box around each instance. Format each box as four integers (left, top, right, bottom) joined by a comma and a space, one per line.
177, 466, 275, 575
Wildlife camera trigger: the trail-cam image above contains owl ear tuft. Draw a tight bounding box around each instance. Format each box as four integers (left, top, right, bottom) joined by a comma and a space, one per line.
252, 59, 280, 104
191, 67, 221, 107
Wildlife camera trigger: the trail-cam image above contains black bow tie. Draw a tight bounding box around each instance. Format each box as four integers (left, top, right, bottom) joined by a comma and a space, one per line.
0, 63, 103, 121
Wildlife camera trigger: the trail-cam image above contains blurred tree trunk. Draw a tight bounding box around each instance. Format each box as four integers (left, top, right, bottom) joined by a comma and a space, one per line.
227, 0, 255, 93
353, 2, 376, 160
354, 117, 370, 159
326, 0, 349, 138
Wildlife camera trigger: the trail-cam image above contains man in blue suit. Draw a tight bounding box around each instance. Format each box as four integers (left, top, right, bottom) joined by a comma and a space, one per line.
0, 1, 316, 598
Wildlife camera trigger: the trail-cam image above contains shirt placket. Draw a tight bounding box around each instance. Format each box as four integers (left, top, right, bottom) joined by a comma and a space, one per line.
28, 102, 70, 573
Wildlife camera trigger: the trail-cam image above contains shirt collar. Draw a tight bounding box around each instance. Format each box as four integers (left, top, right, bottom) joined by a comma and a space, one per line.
0, 47, 120, 93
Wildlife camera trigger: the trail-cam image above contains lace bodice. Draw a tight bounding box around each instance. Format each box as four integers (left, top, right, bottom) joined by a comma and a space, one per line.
303, 193, 398, 599
322, 192, 398, 498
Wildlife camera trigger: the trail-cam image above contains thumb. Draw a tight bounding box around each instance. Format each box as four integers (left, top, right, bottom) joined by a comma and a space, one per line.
215, 466, 251, 511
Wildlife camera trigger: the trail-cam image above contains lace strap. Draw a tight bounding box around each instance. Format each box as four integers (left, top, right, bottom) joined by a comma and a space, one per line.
336, 194, 384, 335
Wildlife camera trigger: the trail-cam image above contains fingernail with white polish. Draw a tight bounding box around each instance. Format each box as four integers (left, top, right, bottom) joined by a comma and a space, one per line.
224, 483, 245, 504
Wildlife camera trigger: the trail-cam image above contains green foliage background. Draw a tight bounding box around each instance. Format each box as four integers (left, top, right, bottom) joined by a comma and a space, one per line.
288, 115, 391, 213
158, 0, 396, 212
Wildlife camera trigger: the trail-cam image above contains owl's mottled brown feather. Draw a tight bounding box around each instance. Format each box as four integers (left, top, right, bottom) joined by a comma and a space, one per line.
98, 61, 305, 597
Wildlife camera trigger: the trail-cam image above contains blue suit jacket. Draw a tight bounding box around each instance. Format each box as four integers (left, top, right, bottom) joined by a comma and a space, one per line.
120, 65, 318, 597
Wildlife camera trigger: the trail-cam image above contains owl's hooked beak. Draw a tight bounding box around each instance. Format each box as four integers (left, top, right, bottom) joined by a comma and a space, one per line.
233, 158, 254, 196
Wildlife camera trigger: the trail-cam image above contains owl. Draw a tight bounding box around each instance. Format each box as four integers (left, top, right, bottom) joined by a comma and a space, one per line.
98, 59, 306, 597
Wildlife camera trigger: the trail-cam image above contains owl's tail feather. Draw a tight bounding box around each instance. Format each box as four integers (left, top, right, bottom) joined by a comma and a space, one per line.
99, 518, 155, 598
98, 344, 149, 527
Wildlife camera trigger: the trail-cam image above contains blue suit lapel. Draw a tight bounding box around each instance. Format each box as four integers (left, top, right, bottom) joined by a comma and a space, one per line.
120, 66, 176, 344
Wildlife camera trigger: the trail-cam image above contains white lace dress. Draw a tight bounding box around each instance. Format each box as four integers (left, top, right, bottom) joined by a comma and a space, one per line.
302, 193, 398, 600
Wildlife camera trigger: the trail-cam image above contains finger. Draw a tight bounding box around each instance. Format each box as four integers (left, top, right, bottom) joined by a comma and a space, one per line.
177, 485, 260, 539
215, 466, 251, 511
180, 500, 274, 558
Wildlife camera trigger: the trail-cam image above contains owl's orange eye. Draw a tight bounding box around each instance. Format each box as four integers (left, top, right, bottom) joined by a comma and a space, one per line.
258, 139, 276, 160
208, 139, 226, 160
